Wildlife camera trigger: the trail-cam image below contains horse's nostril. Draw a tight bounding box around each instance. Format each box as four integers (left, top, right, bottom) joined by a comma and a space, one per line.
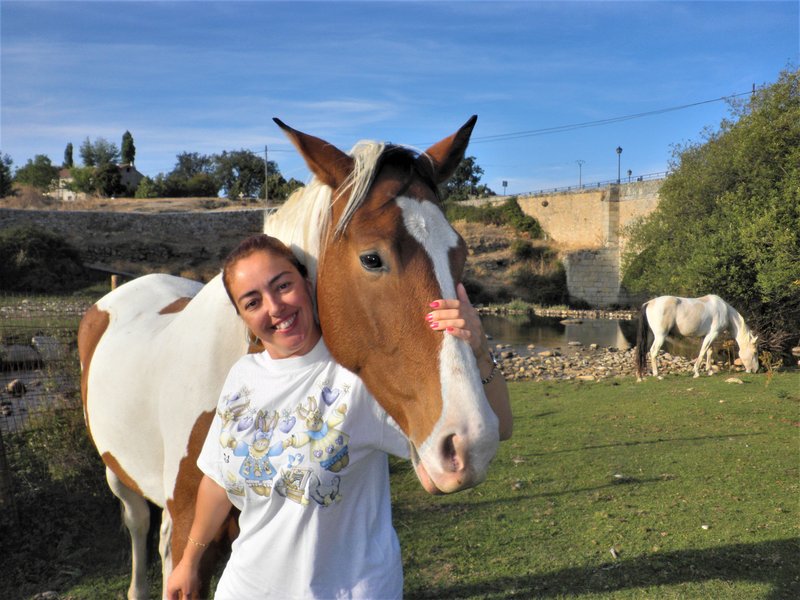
440, 434, 462, 473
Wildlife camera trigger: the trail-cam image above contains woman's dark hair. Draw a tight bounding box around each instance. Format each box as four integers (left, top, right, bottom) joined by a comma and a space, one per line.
222, 234, 308, 311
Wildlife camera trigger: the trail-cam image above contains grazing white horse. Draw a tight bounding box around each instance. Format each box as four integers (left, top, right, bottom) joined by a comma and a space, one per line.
635, 294, 759, 379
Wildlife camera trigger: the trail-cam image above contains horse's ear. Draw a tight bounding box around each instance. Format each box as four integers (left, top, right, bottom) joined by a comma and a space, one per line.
273, 118, 354, 189
421, 115, 478, 184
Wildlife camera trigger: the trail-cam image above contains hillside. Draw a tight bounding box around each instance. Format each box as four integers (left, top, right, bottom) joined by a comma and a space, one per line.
1, 193, 565, 303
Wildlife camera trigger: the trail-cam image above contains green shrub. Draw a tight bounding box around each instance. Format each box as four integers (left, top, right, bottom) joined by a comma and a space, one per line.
511, 262, 568, 305
0, 226, 92, 292
444, 197, 543, 238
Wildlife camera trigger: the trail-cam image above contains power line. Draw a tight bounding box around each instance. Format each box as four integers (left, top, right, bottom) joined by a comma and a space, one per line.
417, 90, 754, 146
248, 89, 754, 163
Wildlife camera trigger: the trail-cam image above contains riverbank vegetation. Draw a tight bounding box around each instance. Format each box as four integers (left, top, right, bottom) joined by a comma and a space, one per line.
623, 68, 800, 362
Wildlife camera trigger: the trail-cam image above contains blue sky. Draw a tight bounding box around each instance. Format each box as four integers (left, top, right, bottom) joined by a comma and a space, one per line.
1, 1, 797, 195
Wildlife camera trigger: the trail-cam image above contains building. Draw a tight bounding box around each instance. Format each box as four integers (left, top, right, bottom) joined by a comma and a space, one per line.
51, 163, 144, 201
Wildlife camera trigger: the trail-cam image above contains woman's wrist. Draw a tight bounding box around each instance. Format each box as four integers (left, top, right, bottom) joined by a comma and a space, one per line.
480, 349, 499, 385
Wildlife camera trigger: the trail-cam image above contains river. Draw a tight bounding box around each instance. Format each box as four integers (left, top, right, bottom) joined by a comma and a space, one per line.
481, 313, 726, 361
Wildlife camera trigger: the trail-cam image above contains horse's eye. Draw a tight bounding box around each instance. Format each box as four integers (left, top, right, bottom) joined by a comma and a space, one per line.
360, 253, 383, 271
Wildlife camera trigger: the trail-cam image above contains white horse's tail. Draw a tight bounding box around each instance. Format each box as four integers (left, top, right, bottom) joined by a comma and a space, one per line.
635, 302, 650, 378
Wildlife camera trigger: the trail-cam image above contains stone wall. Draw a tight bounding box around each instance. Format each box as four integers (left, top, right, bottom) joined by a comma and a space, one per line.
0, 208, 266, 278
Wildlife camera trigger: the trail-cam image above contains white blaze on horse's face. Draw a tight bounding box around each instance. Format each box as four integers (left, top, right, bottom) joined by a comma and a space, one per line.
396, 197, 500, 493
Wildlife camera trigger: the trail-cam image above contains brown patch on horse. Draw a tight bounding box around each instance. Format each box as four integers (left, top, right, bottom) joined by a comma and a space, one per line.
101, 451, 145, 497
158, 297, 192, 314
168, 410, 238, 590
77, 305, 110, 443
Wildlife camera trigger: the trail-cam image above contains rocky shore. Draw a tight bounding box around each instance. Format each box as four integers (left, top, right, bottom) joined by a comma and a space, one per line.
492, 343, 704, 382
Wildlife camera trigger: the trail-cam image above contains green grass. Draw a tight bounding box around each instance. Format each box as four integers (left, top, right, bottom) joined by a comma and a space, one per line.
391, 373, 799, 599
2, 373, 797, 599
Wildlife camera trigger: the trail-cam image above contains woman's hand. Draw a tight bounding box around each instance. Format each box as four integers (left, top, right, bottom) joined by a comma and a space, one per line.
166, 557, 202, 600
426, 283, 487, 356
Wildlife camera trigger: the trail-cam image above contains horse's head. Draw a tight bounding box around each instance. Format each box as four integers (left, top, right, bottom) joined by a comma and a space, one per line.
274, 116, 499, 494
738, 332, 759, 373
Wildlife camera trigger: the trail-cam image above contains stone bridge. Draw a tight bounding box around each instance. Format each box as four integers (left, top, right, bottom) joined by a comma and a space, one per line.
512, 179, 662, 307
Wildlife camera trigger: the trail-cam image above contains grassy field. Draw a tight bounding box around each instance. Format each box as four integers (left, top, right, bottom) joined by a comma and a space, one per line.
392, 373, 799, 599
1, 373, 797, 599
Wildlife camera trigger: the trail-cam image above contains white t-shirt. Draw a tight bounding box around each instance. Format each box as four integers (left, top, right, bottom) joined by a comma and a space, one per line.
198, 338, 410, 600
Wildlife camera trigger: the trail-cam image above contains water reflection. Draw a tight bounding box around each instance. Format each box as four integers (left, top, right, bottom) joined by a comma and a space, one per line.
481, 313, 724, 361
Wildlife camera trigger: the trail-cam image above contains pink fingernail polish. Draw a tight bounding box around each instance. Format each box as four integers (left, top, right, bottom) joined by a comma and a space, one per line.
426, 313, 433, 321
446, 327, 454, 332
429, 301, 440, 308
430, 322, 439, 328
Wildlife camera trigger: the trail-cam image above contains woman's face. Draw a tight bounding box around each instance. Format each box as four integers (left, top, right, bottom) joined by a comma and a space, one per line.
228, 250, 321, 360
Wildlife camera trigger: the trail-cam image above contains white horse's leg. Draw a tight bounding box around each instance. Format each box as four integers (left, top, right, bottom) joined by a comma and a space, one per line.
106, 468, 151, 600
159, 508, 173, 600
705, 347, 714, 375
649, 335, 665, 377
694, 334, 716, 378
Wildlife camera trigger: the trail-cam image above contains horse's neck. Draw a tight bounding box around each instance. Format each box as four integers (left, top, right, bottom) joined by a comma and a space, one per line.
726, 303, 749, 341
264, 182, 332, 289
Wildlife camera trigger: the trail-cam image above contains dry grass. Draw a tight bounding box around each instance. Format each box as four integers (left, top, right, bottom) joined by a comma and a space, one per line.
1, 186, 258, 213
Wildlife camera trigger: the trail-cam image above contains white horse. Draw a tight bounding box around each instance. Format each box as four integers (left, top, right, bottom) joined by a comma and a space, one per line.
635, 294, 759, 379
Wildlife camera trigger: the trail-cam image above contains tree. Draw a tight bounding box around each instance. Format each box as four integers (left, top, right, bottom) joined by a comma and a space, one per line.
94, 163, 124, 197
214, 149, 265, 200
259, 159, 303, 203
441, 156, 494, 201
63, 143, 74, 168
622, 68, 800, 360
67, 166, 96, 194
0, 153, 13, 197
134, 176, 160, 199
79, 137, 120, 167
121, 131, 136, 165
172, 152, 215, 179
13, 154, 59, 190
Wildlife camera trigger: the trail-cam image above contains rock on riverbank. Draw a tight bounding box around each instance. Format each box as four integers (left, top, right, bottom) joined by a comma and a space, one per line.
493, 344, 701, 382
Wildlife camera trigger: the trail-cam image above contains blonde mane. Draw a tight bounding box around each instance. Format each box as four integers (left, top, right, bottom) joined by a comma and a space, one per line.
263, 140, 387, 287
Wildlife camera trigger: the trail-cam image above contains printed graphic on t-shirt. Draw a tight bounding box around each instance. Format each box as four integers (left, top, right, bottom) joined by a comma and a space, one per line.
216, 379, 352, 507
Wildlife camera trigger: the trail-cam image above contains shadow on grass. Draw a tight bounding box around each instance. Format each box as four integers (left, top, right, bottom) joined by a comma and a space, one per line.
405, 538, 800, 599
526, 431, 764, 457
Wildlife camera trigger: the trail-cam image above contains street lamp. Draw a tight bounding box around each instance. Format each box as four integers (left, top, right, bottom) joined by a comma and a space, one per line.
627, 169, 632, 183
576, 159, 585, 188
615, 146, 623, 183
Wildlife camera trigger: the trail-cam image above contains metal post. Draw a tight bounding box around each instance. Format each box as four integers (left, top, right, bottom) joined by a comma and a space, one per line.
615, 147, 622, 183
577, 160, 585, 188
264, 144, 269, 208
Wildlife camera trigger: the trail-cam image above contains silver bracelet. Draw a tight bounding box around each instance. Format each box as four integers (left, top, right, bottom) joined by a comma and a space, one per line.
481, 350, 499, 385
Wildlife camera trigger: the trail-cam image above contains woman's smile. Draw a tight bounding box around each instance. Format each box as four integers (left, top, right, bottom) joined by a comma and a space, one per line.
229, 251, 321, 359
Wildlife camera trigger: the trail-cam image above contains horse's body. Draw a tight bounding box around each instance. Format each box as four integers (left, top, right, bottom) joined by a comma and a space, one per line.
635, 294, 759, 379
79, 116, 500, 599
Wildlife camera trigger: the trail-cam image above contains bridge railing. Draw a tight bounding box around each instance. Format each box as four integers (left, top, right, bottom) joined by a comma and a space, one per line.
516, 171, 668, 198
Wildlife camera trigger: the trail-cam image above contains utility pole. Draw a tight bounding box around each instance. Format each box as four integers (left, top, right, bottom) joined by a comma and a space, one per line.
576, 159, 585, 188
264, 144, 269, 209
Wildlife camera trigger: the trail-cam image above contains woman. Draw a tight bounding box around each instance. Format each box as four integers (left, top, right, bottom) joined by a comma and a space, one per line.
167, 234, 511, 599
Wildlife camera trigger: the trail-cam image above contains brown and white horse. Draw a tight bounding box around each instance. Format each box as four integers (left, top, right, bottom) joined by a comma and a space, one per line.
78, 116, 500, 599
